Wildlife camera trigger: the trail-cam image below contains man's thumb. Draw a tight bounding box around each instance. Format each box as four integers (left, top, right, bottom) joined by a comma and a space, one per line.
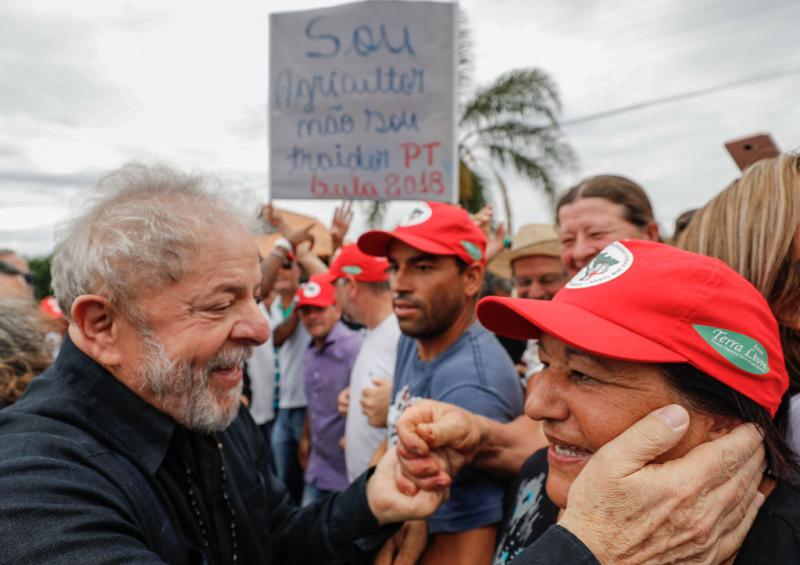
594, 404, 690, 477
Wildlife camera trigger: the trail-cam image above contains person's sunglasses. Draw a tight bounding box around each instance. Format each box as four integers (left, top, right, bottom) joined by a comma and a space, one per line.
0, 261, 35, 286
280, 260, 294, 269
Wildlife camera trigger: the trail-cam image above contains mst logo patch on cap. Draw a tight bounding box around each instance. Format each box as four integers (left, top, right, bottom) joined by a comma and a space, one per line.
302, 282, 321, 298
341, 265, 362, 275
399, 203, 433, 227
693, 325, 770, 375
566, 241, 634, 289
460, 240, 483, 261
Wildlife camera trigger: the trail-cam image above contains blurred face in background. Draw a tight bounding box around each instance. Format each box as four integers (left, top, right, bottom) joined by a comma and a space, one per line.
0, 253, 34, 300
274, 259, 300, 293
299, 304, 340, 341
558, 197, 658, 276
511, 255, 567, 300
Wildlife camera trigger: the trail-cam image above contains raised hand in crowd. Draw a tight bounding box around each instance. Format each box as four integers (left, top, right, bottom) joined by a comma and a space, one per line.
330, 200, 354, 255
470, 204, 506, 263
261, 202, 288, 233
394, 400, 767, 564
361, 377, 392, 427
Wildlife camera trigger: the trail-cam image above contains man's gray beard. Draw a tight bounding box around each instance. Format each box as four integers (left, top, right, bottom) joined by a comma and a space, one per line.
136, 331, 252, 433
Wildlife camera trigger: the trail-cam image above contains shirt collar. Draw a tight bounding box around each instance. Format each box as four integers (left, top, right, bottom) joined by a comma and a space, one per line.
55, 335, 177, 475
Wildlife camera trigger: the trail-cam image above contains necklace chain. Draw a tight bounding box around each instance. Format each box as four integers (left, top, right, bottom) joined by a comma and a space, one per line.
182, 434, 238, 563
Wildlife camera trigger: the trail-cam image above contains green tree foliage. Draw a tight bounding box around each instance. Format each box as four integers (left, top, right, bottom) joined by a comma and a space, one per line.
27, 255, 53, 300
366, 16, 575, 231
457, 20, 575, 231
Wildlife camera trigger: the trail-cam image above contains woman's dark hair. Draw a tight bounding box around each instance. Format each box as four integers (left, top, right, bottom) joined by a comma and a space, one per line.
660, 363, 798, 480
555, 175, 655, 229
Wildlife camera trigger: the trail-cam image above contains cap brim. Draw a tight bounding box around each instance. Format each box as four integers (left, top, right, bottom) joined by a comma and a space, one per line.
477, 296, 686, 363
358, 230, 454, 258
297, 297, 335, 308
317, 271, 338, 284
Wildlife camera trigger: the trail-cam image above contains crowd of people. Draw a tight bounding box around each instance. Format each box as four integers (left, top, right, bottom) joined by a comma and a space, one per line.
0, 154, 799, 564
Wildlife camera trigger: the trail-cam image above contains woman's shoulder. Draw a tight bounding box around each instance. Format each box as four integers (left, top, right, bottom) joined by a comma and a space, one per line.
735, 480, 800, 564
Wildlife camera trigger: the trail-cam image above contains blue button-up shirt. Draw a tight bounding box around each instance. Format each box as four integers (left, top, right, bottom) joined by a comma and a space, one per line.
304, 321, 363, 491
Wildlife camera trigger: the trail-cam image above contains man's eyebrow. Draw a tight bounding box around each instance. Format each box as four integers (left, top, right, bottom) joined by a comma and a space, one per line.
564, 345, 614, 371
387, 252, 441, 265
407, 253, 441, 264
206, 283, 248, 296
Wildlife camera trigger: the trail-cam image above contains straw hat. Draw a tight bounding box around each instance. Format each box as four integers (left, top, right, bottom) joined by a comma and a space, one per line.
488, 224, 561, 279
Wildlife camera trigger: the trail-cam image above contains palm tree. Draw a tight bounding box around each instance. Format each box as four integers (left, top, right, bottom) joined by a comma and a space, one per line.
457, 23, 575, 232
365, 17, 575, 232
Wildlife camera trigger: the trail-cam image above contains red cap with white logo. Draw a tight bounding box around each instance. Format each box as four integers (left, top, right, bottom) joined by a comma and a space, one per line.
477, 240, 788, 416
358, 202, 487, 265
327, 244, 390, 283
296, 273, 336, 308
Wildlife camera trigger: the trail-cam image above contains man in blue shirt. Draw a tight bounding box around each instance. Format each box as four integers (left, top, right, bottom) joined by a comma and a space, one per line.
359, 201, 524, 564
296, 273, 362, 505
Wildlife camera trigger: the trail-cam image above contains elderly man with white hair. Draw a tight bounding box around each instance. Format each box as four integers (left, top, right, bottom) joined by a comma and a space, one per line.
0, 164, 445, 564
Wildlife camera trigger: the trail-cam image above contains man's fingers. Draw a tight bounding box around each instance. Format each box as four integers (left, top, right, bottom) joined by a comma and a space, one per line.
395, 521, 428, 565
373, 537, 396, 565
713, 490, 765, 564
675, 422, 764, 494
698, 440, 765, 538
395, 404, 437, 456
592, 404, 690, 477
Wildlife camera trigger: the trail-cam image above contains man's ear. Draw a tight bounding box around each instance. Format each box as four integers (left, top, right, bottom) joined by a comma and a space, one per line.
69, 295, 125, 366
347, 276, 359, 300
462, 263, 485, 299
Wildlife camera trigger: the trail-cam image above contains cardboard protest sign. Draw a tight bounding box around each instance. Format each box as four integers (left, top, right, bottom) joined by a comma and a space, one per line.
269, 0, 457, 202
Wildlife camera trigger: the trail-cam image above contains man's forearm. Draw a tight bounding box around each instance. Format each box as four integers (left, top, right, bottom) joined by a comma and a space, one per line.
471, 415, 546, 478
260, 250, 286, 297
273, 311, 299, 347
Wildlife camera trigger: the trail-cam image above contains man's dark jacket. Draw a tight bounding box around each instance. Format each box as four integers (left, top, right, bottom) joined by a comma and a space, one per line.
0, 337, 391, 564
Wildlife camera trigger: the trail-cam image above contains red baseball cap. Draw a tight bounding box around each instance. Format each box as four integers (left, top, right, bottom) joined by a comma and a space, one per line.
296, 273, 336, 308
358, 202, 487, 265
327, 244, 390, 283
477, 240, 788, 416
39, 296, 64, 319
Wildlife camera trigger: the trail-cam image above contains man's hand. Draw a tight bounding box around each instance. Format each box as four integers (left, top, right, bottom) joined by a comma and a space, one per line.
361, 378, 392, 427
393, 399, 488, 493
286, 223, 315, 250
337, 386, 350, 417
374, 520, 428, 565
558, 404, 766, 565
330, 201, 354, 253
367, 447, 447, 525
261, 203, 288, 234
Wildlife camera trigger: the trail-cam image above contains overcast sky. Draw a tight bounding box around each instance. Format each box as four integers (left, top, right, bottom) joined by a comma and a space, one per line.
2, 0, 799, 256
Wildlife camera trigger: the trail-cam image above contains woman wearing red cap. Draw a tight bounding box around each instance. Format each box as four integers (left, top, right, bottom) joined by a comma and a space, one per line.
477, 240, 800, 564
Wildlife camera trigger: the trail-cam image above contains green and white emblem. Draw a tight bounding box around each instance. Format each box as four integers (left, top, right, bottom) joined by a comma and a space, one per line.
302, 282, 321, 298
342, 265, 363, 275
693, 325, 770, 375
460, 240, 483, 261
566, 241, 634, 289
400, 203, 433, 227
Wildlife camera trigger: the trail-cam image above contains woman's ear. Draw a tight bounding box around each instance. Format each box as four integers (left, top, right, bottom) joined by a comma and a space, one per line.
706, 414, 742, 440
